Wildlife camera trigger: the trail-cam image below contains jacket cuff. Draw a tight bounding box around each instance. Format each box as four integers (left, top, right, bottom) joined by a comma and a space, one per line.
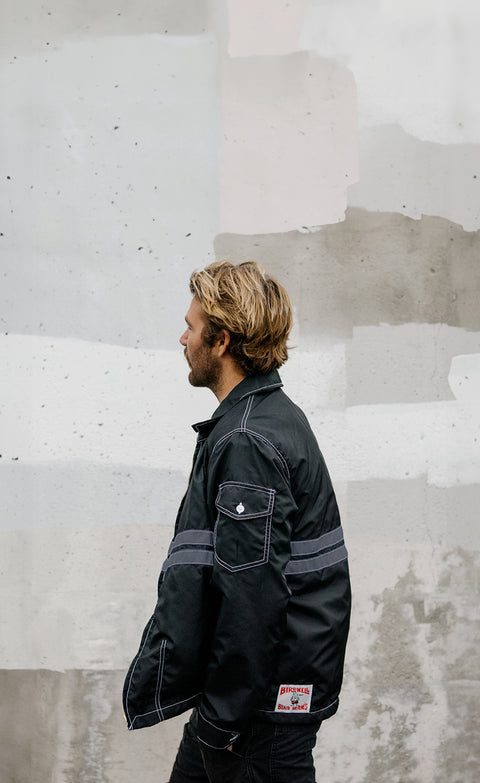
196, 709, 240, 750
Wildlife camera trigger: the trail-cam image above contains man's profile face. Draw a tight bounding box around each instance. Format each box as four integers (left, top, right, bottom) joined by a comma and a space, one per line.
180, 297, 221, 391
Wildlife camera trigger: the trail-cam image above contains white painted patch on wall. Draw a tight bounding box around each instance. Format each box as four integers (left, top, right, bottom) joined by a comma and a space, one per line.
0, 33, 219, 275
341, 401, 480, 487
448, 353, 480, 402
301, 0, 480, 144
281, 342, 346, 410
0, 334, 213, 469
285, 402, 480, 489
227, 0, 309, 56
1, 334, 347, 467
220, 52, 358, 233
3, 334, 477, 487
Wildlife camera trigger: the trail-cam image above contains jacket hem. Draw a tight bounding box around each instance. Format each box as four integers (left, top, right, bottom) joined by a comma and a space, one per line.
255, 696, 339, 723
126, 692, 201, 731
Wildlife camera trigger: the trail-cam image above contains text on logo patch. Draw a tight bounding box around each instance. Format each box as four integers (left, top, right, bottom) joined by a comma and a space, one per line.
275, 684, 313, 713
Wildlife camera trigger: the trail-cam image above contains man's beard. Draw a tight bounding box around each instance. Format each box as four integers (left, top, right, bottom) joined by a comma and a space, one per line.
184, 347, 221, 392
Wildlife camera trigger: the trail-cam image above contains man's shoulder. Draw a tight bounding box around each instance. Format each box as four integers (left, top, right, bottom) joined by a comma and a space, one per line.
209, 385, 315, 455
255, 385, 311, 427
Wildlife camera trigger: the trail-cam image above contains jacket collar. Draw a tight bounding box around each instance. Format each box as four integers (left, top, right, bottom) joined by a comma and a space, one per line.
192, 370, 283, 437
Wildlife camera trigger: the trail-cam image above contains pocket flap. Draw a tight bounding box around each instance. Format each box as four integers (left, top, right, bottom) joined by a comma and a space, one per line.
215, 482, 275, 520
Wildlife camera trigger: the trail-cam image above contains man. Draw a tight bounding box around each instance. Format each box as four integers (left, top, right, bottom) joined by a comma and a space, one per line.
123, 261, 351, 783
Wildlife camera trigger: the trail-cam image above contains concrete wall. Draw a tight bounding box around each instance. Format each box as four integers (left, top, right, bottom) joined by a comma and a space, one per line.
1, 1, 479, 781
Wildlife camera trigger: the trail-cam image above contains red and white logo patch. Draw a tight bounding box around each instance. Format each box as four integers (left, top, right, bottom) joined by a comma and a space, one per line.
274, 684, 313, 713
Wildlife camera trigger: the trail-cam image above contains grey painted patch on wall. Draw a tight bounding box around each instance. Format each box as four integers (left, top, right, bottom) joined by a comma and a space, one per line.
0, 669, 185, 782
355, 567, 432, 783
346, 323, 480, 405
435, 681, 480, 783
2, 0, 210, 54
215, 208, 480, 343
348, 124, 480, 232
0, 462, 187, 530
347, 478, 480, 549
355, 551, 480, 783
428, 550, 480, 783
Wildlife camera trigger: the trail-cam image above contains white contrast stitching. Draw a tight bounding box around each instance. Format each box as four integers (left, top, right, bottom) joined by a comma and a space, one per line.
285, 545, 348, 575
198, 708, 235, 733
218, 479, 274, 492
214, 502, 274, 571
197, 737, 238, 749
168, 529, 214, 554
290, 526, 344, 556
212, 429, 290, 480
162, 549, 214, 571
257, 697, 338, 716
124, 615, 155, 728
129, 692, 202, 728
215, 481, 275, 519
154, 639, 167, 720
239, 382, 282, 400
240, 395, 253, 431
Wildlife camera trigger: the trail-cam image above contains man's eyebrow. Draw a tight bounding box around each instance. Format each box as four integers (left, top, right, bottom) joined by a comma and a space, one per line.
185, 316, 191, 326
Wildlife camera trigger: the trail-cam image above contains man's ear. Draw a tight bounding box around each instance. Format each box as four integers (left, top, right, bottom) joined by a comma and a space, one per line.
215, 329, 231, 357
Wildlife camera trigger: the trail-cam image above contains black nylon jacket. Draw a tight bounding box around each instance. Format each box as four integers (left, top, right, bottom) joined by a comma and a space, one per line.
123, 370, 351, 749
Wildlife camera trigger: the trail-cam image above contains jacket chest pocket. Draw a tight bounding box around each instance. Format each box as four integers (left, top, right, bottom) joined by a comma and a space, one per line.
214, 481, 275, 571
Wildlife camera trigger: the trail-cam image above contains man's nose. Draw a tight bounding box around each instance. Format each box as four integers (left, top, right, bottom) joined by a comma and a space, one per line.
179, 329, 188, 346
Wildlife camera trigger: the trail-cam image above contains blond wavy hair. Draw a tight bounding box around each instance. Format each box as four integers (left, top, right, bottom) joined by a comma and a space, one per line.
189, 261, 292, 376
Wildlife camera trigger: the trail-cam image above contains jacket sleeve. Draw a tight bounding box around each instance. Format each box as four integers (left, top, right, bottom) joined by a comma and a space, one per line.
196, 430, 296, 749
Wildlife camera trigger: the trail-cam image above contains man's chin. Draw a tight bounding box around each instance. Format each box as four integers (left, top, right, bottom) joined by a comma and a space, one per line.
188, 370, 217, 391
188, 371, 203, 388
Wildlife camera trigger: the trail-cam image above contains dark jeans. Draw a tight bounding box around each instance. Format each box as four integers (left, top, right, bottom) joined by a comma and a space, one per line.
168, 709, 321, 783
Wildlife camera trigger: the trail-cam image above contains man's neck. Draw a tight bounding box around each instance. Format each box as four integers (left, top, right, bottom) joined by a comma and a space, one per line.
212, 362, 247, 403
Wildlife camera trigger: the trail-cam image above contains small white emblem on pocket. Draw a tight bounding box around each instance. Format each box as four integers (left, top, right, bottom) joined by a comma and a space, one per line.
236, 503, 245, 514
